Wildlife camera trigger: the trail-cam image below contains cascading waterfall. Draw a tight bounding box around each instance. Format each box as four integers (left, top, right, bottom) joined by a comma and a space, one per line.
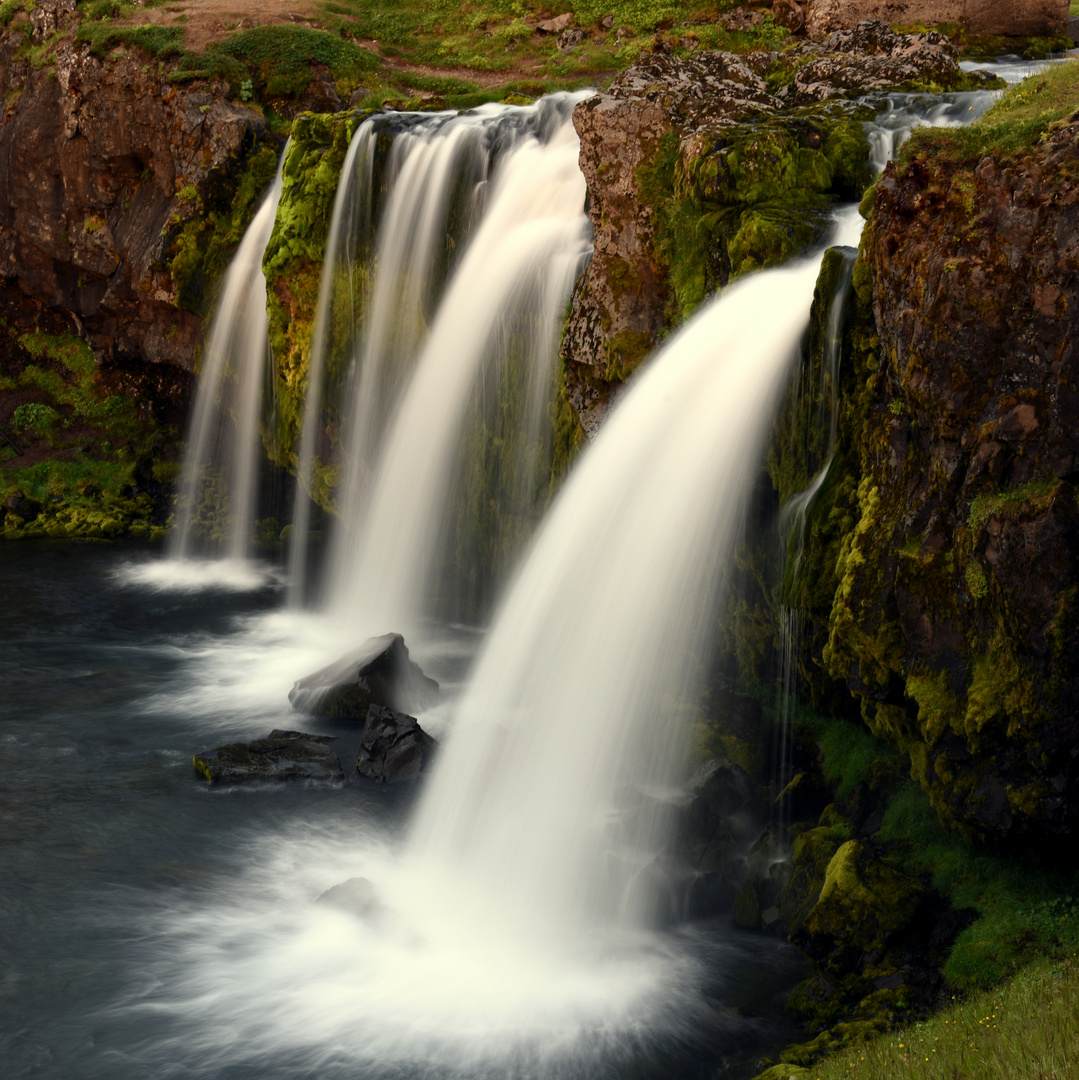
407, 215, 864, 935
170, 161, 284, 565
292, 96, 592, 633
124, 153, 285, 589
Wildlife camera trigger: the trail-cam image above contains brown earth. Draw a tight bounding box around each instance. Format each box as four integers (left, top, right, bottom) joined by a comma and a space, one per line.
117, 0, 321, 52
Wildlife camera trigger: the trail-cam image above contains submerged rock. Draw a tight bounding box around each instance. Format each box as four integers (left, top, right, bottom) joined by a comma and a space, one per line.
288, 633, 439, 720
192, 729, 343, 785
356, 704, 437, 783
317, 876, 385, 921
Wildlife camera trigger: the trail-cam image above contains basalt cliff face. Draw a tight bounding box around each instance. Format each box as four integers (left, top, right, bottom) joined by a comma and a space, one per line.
561, 21, 972, 435
0, 7, 269, 373
812, 116, 1079, 845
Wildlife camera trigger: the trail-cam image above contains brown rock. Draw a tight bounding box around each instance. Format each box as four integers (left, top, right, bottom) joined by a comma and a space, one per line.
0, 34, 269, 372
805, 0, 1069, 38
537, 12, 574, 33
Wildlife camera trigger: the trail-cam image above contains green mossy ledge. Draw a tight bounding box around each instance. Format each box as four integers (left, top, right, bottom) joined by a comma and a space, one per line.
261, 109, 370, 507
773, 64, 1079, 848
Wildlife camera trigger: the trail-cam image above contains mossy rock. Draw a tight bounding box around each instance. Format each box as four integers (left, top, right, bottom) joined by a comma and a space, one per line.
793, 839, 924, 974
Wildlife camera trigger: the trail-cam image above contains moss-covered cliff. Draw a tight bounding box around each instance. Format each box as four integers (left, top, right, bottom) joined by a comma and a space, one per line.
777, 61, 1079, 848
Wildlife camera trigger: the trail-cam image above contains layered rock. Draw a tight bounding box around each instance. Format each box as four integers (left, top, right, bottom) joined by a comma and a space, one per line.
783, 69, 1079, 845
192, 729, 343, 784
806, 0, 1069, 37
0, 11, 270, 371
561, 23, 971, 435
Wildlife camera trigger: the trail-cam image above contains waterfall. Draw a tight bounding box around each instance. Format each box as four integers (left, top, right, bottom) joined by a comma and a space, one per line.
406, 236, 853, 933
124, 152, 285, 588
292, 95, 592, 632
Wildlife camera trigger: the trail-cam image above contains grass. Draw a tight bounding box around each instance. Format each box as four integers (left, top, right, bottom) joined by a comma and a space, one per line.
0, 330, 174, 524
899, 58, 1079, 165
799, 708, 1079, 994
801, 957, 1079, 1080
52, 0, 798, 114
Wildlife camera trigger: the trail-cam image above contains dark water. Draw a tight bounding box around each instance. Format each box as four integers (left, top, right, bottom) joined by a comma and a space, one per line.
0, 541, 807, 1079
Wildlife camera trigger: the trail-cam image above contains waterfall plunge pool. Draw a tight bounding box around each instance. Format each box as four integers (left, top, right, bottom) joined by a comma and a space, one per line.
1, 540, 809, 1080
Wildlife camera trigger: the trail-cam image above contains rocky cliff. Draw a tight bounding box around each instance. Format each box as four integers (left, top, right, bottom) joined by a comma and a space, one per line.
561, 22, 981, 435
779, 60, 1079, 846
805, 0, 1069, 38
0, 1, 276, 536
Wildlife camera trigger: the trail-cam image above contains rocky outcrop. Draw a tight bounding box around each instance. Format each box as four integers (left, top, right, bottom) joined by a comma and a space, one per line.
562, 23, 973, 435
355, 704, 437, 783
192, 729, 343, 784
0, 13, 270, 372
289, 633, 439, 719
805, 0, 1069, 37
780, 66, 1079, 845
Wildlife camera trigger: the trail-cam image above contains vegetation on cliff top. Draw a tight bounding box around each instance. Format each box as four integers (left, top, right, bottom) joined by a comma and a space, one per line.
898, 55, 1079, 165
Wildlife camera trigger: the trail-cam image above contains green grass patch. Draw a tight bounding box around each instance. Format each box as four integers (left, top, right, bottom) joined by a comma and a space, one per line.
75, 20, 185, 58
898, 59, 1079, 166
798, 956, 1079, 1080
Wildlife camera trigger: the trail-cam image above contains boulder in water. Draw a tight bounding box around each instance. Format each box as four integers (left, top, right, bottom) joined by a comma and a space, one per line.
317, 876, 385, 921
193, 729, 343, 785
356, 704, 437, 783
288, 633, 439, 720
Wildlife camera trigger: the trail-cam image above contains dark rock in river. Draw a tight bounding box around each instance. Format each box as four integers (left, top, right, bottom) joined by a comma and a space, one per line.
356, 705, 437, 783
193, 729, 343, 785
288, 633, 439, 720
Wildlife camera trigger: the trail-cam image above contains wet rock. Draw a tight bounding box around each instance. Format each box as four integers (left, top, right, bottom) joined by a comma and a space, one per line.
792, 840, 924, 974
193, 730, 343, 785
675, 758, 770, 917
355, 704, 437, 783
317, 876, 385, 920
561, 22, 968, 433
289, 633, 439, 720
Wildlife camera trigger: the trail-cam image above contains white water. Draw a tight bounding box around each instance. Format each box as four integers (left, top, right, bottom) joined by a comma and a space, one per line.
123, 226, 844, 1080
125, 155, 284, 589
314, 97, 592, 635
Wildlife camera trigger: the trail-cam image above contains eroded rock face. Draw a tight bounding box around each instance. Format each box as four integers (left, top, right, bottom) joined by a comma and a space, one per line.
289, 633, 440, 720
561, 23, 966, 435
805, 0, 1069, 37
0, 20, 268, 371
355, 704, 437, 783
809, 116, 1079, 845
192, 729, 343, 784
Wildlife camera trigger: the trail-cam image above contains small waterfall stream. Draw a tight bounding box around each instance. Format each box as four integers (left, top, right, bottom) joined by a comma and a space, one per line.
170, 160, 284, 566
289, 96, 592, 633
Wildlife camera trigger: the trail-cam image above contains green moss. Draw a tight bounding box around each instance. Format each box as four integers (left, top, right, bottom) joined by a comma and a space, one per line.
897, 60, 1079, 168
0, 330, 172, 538
262, 111, 365, 480
967, 476, 1059, 534
167, 143, 280, 314
639, 106, 873, 328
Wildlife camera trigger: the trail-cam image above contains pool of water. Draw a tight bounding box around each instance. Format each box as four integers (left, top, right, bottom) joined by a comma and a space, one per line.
0, 541, 808, 1080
